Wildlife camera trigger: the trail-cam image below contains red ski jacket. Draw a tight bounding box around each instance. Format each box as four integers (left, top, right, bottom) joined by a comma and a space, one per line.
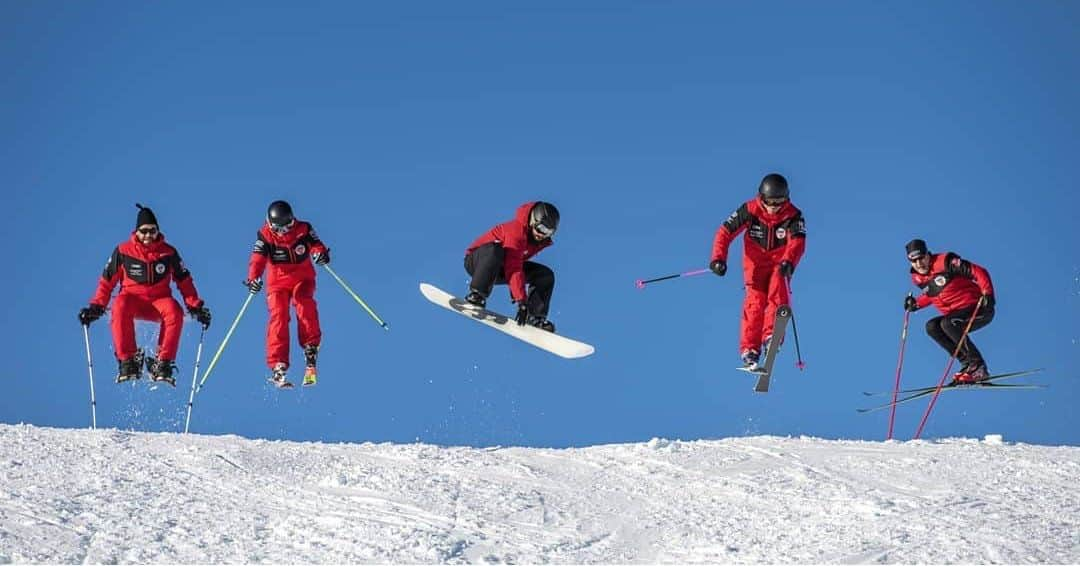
711, 198, 807, 271
911, 252, 994, 314
89, 233, 203, 310
247, 221, 328, 289
465, 202, 553, 302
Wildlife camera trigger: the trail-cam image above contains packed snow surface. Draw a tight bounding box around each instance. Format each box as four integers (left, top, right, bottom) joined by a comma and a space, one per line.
1, 424, 1077, 563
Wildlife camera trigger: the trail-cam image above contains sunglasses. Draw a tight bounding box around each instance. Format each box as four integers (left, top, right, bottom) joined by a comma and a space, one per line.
908, 253, 927, 262
137, 227, 159, 235
532, 223, 555, 237
762, 198, 788, 207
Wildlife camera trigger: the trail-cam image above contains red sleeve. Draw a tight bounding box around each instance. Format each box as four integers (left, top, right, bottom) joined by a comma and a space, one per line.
247, 230, 269, 282
711, 203, 751, 262
500, 222, 529, 302
916, 293, 933, 309
170, 249, 202, 309
89, 247, 122, 308
781, 213, 807, 267
970, 262, 994, 297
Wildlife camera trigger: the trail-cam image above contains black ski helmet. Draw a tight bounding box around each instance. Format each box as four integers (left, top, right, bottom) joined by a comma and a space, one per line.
528, 201, 560, 237
267, 200, 294, 228
758, 173, 789, 200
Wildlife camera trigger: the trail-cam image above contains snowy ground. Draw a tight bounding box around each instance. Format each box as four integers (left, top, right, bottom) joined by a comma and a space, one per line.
0, 424, 1077, 564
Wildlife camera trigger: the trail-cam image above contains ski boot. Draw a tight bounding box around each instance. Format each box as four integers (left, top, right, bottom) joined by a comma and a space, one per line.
740, 349, 761, 372
269, 363, 294, 389
302, 344, 318, 387
149, 359, 177, 387
116, 356, 142, 383
951, 361, 990, 385
527, 315, 556, 333
464, 289, 487, 310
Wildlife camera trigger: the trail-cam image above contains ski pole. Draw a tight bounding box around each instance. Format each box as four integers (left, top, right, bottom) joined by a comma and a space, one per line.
783, 276, 806, 370
887, 295, 913, 441
635, 268, 709, 289
913, 301, 983, 440
196, 292, 255, 394
183, 327, 207, 434
82, 324, 97, 430
321, 264, 389, 330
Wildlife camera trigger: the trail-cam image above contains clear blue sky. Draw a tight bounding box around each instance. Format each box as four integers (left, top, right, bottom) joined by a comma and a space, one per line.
2, 2, 1077, 446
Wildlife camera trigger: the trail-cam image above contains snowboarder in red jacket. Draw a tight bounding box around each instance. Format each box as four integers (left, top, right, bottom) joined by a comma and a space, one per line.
902, 238, 996, 383
710, 174, 807, 370
245, 200, 330, 388
463, 201, 559, 332
78, 204, 211, 386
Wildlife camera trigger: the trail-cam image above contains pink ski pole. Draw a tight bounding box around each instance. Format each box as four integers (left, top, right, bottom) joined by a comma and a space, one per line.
635, 268, 709, 289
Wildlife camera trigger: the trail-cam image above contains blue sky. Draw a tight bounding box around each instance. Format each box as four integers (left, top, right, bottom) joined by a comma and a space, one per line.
2, 2, 1077, 446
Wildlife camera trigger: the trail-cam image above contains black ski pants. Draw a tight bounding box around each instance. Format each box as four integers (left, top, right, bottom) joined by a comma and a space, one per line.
925, 306, 994, 368
464, 242, 555, 318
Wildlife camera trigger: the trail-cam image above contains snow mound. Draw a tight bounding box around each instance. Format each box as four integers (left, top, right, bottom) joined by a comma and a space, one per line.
0, 424, 1077, 563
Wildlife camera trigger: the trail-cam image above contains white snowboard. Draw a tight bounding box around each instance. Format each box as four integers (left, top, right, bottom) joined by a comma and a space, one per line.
419, 283, 595, 359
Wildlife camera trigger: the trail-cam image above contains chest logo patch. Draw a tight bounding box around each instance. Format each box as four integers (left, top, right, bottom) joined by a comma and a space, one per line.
294, 244, 306, 255
775, 227, 787, 239
934, 275, 947, 287
155, 263, 166, 275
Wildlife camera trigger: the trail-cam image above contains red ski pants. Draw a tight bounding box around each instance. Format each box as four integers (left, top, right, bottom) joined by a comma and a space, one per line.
110, 294, 185, 362
265, 278, 321, 369
740, 265, 790, 354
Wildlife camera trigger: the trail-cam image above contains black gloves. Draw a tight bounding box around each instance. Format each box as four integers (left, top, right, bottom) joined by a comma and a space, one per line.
312, 249, 330, 266
904, 295, 919, 312
188, 304, 212, 329
709, 259, 727, 277
980, 294, 995, 309
514, 302, 529, 326
244, 278, 263, 293
779, 260, 794, 278
78, 304, 106, 325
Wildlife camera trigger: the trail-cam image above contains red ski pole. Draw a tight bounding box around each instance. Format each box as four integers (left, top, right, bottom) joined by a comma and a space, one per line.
913, 301, 983, 439
887, 297, 913, 441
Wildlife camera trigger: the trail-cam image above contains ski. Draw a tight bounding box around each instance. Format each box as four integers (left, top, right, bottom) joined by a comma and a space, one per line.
857, 377, 1046, 414
861, 368, 1045, 397
738, 305, 791, 393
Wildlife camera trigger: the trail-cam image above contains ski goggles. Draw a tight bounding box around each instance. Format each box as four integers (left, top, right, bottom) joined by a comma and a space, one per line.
907, 251, 927, 262
269, 220, 295, 234
761, 197, 788, 207
532, 222, 555, 238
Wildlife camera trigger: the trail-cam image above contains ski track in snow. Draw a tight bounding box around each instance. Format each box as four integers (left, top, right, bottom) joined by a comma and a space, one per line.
0, 424, 1077, 564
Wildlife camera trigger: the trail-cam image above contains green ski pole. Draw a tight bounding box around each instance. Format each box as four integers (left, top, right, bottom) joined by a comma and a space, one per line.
195, 291, 255, 395
322, 264, 389, 330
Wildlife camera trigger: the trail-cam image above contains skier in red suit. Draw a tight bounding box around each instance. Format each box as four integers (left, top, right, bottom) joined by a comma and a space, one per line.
245, 200, 329, 388
902, 238, 996, 383
78, 204, 211, 386
463, 201, 559, 332
709, 174, 807, 370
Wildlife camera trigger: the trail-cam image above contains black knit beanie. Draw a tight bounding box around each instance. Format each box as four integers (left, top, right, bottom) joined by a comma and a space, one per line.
135, 203, 158, 229
905, 239, 929, 260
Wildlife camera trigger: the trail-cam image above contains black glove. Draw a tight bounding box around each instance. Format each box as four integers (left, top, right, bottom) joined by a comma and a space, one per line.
78, 304, 106, 325
779, 260, 794, 278
979, 294, 995, 309
514, 302, 529, 326
904, 295, 919, 312
709, 259, 727, 277
244, 278, 263, 293
312, 249, 330, 266
188, 304, 212, 329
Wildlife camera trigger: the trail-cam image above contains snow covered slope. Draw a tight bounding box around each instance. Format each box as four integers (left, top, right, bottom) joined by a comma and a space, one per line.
0, 424, 1076, 563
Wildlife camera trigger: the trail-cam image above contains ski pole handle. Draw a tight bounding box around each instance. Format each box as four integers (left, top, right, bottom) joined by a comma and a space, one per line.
635, 268, 709, 289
